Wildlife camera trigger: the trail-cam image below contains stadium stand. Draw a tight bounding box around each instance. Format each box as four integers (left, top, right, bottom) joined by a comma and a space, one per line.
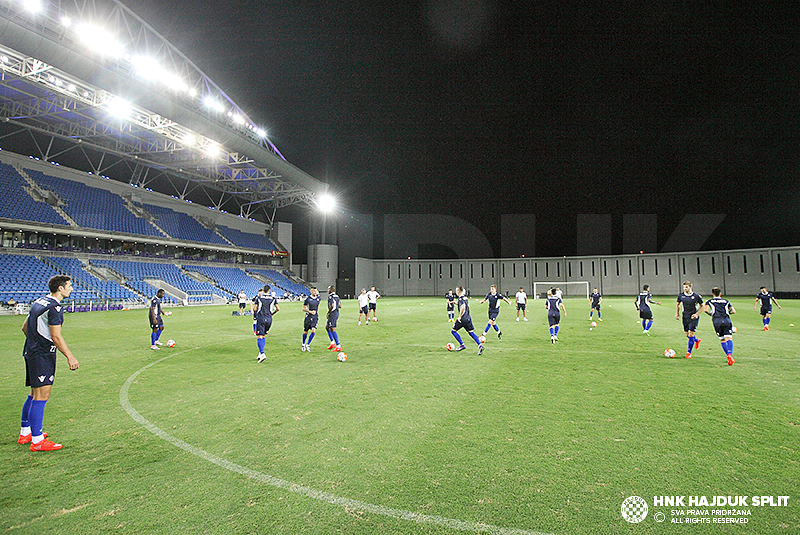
141, 203, 230, 245
26, 169, 166, 238
217, 225, 277, 251
45, 256, 140, 301
183, 264, 264, 298
0, 253, 96, 305
0, 163, 69, 226
92, 260, 230, 303
247, 268, 309, 297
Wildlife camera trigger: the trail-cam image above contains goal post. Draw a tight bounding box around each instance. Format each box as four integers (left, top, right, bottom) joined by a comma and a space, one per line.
532, 281, 590, 300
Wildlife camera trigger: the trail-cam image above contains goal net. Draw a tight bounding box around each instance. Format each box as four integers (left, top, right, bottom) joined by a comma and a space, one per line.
532, 281, 589, 300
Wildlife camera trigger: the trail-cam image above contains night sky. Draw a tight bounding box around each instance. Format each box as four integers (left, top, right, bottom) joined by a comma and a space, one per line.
126, 1, 800, 258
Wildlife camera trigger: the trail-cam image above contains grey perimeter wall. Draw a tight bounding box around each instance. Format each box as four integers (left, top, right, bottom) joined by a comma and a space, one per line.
355, 247, 800, 297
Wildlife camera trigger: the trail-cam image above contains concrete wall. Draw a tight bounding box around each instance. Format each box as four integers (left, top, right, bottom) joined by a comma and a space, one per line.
357, 246, 800, 297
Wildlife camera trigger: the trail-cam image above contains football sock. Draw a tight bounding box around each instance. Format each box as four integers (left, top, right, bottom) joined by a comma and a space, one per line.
21, 394, 33, 430
469, 332, 481, 345
29, 400, 46, 441
327, 330, 334, 341
554, 326, 560, 336
549, 327, 555, 337
451, 331, 464, 345
484, 324, 491, 334
302, 333, 307, 344
493, 324, 500, 332
333, 331, 340, 345
257, 338, 266, 353
765, 318, 770, 326
151, 332, 157, 345
307, 332, 315, 345
155, 330, 163, 342
726, 340, 734, 354
646, 320, 653, 331
590, 311, 593, 318
597, 312, 601, 319
642, 320, 647, 330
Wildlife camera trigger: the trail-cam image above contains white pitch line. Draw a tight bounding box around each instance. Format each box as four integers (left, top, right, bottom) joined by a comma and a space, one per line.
120, 348, 556, 535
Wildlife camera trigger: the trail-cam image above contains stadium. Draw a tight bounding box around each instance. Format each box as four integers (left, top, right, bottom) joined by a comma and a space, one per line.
1, 1, 798, 534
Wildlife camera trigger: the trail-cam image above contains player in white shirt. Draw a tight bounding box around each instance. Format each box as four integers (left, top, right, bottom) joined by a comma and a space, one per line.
515, 287, 528, 321
357, 289, 370, 325
237, 290, 248, 315
366, 286, 381, 322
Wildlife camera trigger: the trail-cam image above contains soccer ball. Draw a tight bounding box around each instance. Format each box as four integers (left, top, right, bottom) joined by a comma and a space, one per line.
446, 342, 455, 351
478, 335, 486, 343
337, 352, 347, 362
732, 326, 737, 333
166, 339, 176, 348
664, 348, 676, 358
590, 321, 597, 328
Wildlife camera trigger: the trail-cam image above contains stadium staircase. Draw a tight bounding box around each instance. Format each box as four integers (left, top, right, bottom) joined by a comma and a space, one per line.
144, 278, 188, 305
14, 165, 79, 226
192, 214, 236, 247
123, 200, 169, 238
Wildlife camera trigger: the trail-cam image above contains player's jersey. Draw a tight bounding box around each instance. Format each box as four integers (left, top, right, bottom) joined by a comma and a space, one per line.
446, 293, 457, 304
485, 293, 503, 309
706, 297, 733, 320
254, 295, 277, 321
458, 295, 472, 321
677, 292, 704, 316
23, 295, 63, 358
516, 291, 527, 303
546, 296, 562, 315
150, 296, 162, 320
366, 290, 379, 304
238, 292, 247, 304
590, 292, 601, 307
756, 292, 773, 307
328, 293, 341, 316
358, 294, 369, 308
304, 295, 320, 316
635, 291, 653, 311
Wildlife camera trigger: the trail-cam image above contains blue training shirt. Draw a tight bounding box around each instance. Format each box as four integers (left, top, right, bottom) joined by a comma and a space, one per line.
24, 295, 63, 358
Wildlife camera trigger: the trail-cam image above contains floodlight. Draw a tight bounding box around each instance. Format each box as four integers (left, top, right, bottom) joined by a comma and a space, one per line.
24, 0, 42, 13
232, 114, 245, 125
204, 144, 220, 157
255, 128, 267, 137
76, 23, 124, 57
317, 193, 336, 212
182, 133, 196, 146
61, 16, 72, 27
106, 98, 132, 118
203, 96, 224, 112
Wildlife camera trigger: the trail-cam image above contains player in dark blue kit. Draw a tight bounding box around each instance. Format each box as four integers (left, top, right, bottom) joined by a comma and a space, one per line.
545, 288, 567, 342
253, 284, 279, 363
697, 287, 736, 366
675, 281, 704, 359
446, 289, 457, 322
635, 284, 661, 335
589, 288, 602, 321
149, 288, 166, 350
480, 284, 510, 339
326, 285, 342, 352
19, 275, 79, 451
753, 287, 781, 331
301, 286, 321, 351
451, 286, 484, 354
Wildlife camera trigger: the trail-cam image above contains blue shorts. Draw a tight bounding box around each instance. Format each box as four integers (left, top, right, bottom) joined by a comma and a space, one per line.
548, 313, 560, 326
327, 312, 339, 329
639, 309, 653, 320
682, 315, 699, 333
150, 317, 164, 330
591, 303, 601, 310
255, 318, 272, 336
760, 306, 772, 316
25, 352, 56, 388
304, 314, 318, 331
488, 309, 500, 321
369, 303, 377, 311
713, 318, 733, 339
453, 317, 475, 332
361, 305, 369, 315
516, 303, 526, 311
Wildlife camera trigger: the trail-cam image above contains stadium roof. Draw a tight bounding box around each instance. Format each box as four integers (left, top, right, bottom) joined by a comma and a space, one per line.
0, 0, 327, 224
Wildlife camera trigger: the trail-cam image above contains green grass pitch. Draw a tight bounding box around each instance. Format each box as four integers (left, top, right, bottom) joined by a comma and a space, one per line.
1, 296, 798, 534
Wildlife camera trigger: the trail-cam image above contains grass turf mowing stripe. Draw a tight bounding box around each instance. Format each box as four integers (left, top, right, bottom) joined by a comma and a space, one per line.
120, 343, 557, 535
